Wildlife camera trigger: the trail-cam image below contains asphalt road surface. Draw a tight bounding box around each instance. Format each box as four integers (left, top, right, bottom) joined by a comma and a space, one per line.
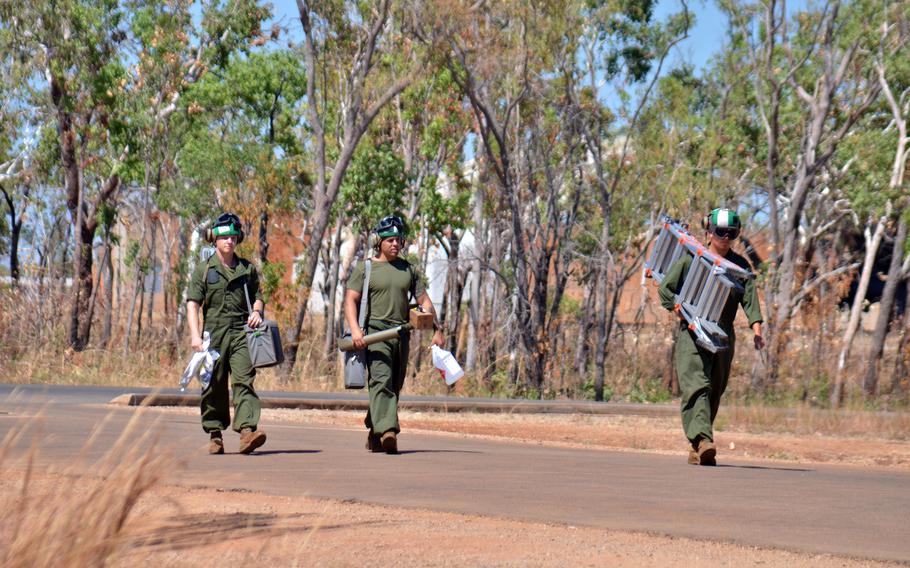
1, 384, 908, 563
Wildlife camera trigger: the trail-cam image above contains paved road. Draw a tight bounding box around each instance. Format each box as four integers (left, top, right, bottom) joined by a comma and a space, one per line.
0, 383, 678, 415
1, 384, 908, 563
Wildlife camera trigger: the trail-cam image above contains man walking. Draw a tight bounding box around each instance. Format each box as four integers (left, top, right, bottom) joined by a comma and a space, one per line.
344, 215, 445, 454
658, 208, 764, 466
187, 213, 268, 455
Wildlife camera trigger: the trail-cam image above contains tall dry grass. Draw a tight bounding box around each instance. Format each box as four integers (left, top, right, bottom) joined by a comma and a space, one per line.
0, 407, 173, 567
720, 404, 910, 441
2, 284, 908, 408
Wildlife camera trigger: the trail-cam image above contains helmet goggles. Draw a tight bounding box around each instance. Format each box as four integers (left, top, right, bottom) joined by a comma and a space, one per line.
712, 226, 740, 239
707, 208, 741, 240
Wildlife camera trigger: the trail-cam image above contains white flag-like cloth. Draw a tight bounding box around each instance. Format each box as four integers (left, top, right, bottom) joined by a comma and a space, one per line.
431, 345, 464, 385
179, 331, 221, 392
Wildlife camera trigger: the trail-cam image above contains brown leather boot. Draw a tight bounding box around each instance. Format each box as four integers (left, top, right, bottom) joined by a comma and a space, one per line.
366, 431, 382, 452
380, 431, 398, 454
209, 432, 224, 455
687, 449, 699, 465
696, 438, 717, 466
239, 427, 267, 454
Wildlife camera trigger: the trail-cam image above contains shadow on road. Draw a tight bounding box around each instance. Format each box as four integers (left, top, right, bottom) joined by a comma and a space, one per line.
394, 449, 484, 455
246, 450, 323, 456
717, 464, 812, 472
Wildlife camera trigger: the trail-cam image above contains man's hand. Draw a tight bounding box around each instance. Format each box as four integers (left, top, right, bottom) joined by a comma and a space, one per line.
247, 310, 263, 329
191, 333, 204, 353
351, 327, 367, 351
751, 322, 764, 350
431, 329, 445, 347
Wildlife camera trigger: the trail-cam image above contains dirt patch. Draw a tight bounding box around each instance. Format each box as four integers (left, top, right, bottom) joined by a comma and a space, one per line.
4, 406, 909, 566
0, 471, 900, 568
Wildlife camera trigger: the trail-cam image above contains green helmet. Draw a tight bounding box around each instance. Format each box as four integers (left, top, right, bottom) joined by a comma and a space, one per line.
703, 208, 741, 238
374, 215, 407, 238
208, 212, 245, 243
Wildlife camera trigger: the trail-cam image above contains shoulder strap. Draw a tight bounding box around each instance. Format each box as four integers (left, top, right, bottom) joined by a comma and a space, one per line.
243, 282, 253, 314
358, 260, 371, 328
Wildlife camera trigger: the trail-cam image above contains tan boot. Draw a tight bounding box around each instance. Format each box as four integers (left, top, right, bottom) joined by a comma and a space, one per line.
366, 432, 382, 452
380, 431, 398, 454
239, 428, 267, 454
696, 438, 717, 466
687, 449, 699, 465
209, 432, 224, 455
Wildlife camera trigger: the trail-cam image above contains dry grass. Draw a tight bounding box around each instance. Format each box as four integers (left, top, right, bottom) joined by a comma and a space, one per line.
2, 286, 908, 408
0, 407, 173, 567
719, 404, 910, 440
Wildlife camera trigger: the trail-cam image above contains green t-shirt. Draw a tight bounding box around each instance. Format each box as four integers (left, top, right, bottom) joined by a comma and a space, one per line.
657, 249, 762, 335
347, 258, 426, 329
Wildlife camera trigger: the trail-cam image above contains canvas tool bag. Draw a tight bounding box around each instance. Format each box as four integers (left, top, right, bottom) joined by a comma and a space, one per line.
341, 259, 371, 389
243, 283, 285, 368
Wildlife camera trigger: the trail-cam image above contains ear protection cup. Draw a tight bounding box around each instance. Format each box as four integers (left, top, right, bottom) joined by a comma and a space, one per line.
701, 214, 711, 231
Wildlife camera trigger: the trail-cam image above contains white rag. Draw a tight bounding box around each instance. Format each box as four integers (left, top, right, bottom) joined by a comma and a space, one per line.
179, 331, 221, 392
431, 345, 464, 385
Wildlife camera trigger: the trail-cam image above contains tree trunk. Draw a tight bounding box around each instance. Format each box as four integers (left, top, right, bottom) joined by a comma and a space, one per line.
86, 242, 110, 346
9, 215, 21, 283
259, 209, 269, 263
100, 238, 114, 347
283, 0, 410, 376
574, 275, 595, 377
893, 303, 910, 394
864, 217, 908, 395
444, 231, 463, 353
485, 223, 503, 383
592, 213, 611, 401
831, 215, 887, 406
465, 179, 486, 373
0, 186, 23, 283
145, 218, 157, 332
592, 270, 610, 401
322, 219, 344, 358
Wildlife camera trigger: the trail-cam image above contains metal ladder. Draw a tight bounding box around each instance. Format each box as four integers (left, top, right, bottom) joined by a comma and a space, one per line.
644, 216, 753, 353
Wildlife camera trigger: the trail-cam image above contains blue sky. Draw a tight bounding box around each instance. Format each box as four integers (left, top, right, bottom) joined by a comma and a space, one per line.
656, 0, 728, 72
267, 0, 732, 72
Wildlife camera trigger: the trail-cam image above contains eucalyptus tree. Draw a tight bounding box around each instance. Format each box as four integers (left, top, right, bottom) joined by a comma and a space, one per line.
2, 0, 131, 349
749, 2, 880, 389
410, 0, 568, 389
1, 0, 268, 350
387, 66, 472, 355
121, 0, 270, 351
168, 47, 308, 352
284, 0, 420, 373
859, 1, 910, 397
0, 62, 39, 285
177, 49, 307, 264
323, 142, 408, 354
568, 0, 691, 400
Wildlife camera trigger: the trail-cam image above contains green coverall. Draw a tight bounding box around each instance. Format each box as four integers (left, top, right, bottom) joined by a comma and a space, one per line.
186, 254, 263, 434
658, 250, 762, 448
347, 258, 425, 435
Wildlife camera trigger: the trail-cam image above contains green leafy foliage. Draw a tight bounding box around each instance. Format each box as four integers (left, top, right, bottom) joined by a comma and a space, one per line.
339, 143, 408, 236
